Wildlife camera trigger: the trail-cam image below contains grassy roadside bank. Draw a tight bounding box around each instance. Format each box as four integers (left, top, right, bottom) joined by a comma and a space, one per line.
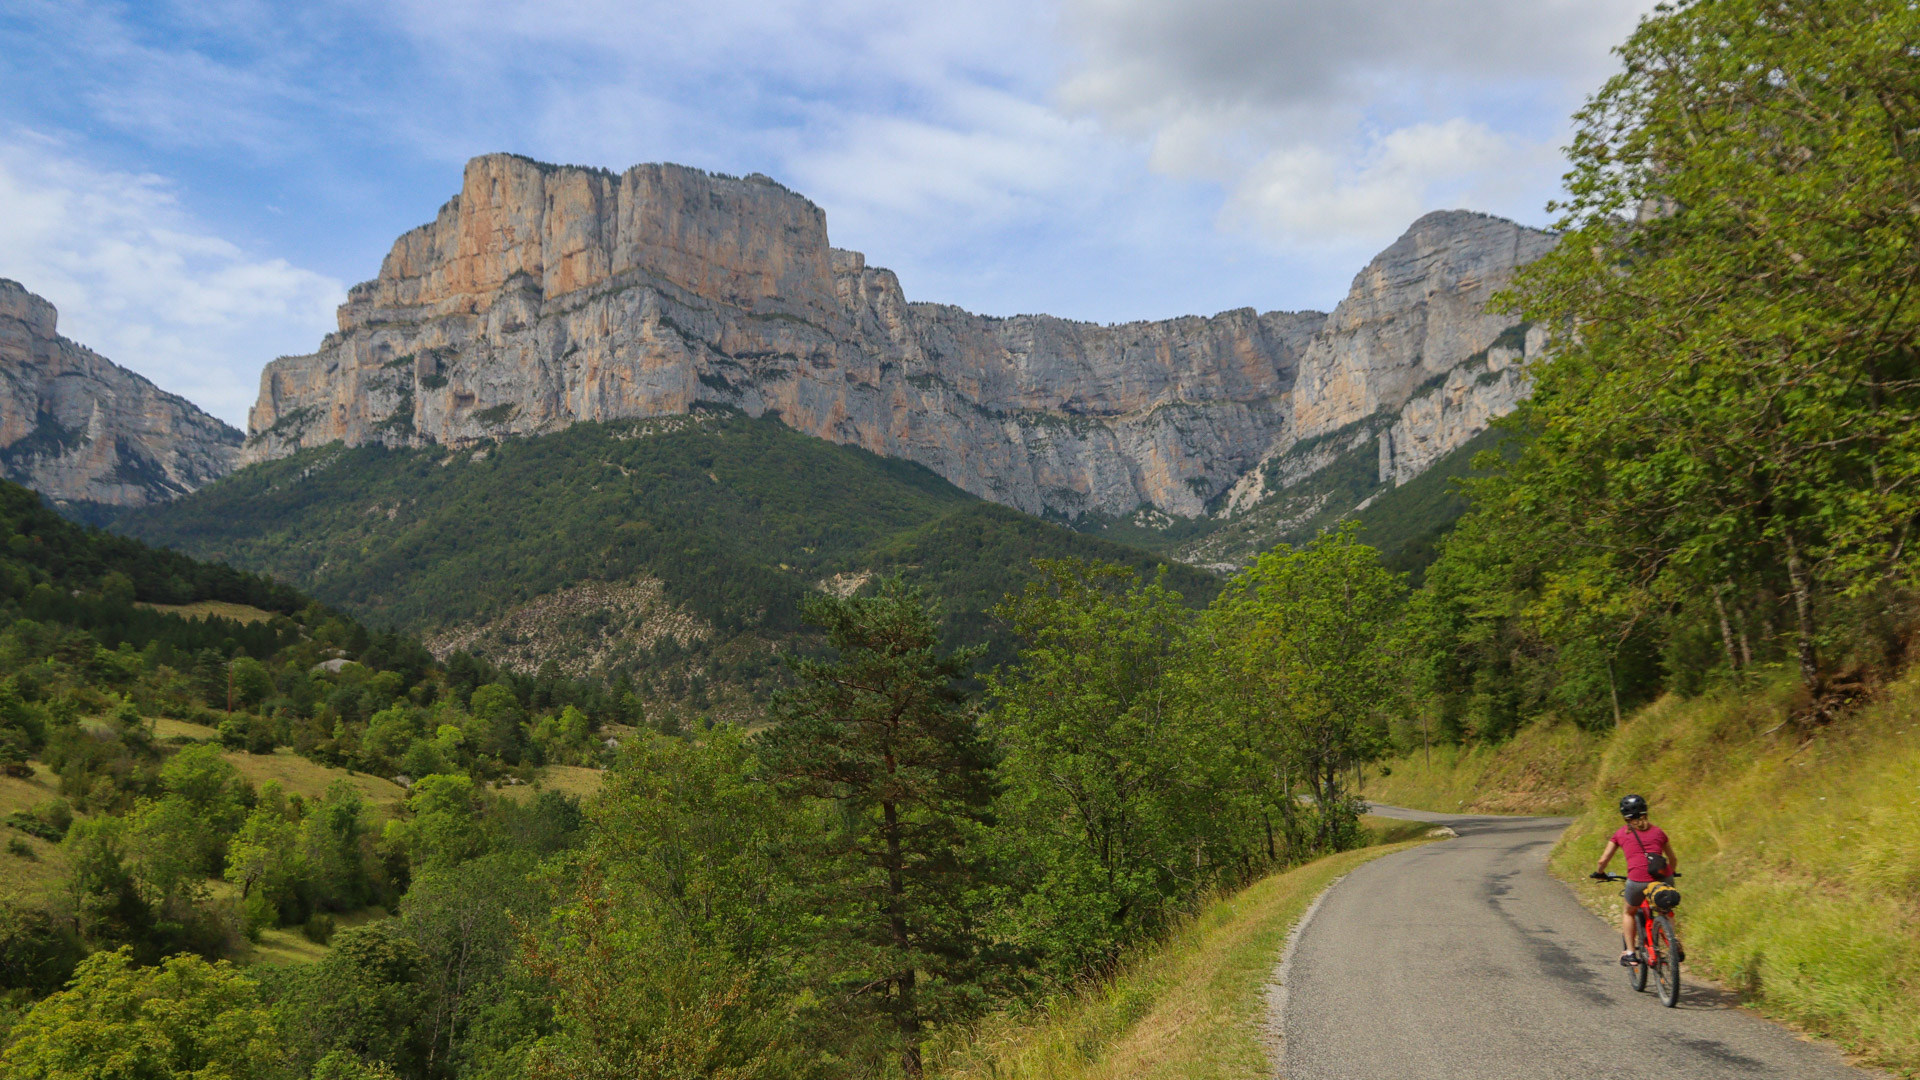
1365, 668, 1920, 1074
1547, 672, 1920, 1075
932, 827, 1437, 1080
1360, 720, 1604, 815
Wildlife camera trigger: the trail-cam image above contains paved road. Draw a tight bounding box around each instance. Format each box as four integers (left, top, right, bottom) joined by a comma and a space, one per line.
1274, 805, 1876, 1079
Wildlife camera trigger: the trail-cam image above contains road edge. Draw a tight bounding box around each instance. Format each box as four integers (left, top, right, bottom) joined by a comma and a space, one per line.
1257, 830, 1457, 1079
1256, 872, 1343, 1078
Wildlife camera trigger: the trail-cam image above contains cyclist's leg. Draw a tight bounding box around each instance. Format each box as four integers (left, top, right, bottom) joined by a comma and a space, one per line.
1621, 881, 1649, 961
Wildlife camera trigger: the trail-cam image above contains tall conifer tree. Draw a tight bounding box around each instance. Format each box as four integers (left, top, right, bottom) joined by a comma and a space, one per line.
758, 577, 995, 1078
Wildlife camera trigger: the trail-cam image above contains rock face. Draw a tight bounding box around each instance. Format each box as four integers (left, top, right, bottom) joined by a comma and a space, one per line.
1379, 323, 1549, 487
1, 280, 241, 509
245, 153, 1552, 524
1291, 215, 1558, 445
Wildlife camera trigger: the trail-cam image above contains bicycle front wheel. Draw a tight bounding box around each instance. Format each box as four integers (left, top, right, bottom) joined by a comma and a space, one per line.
1652, 914, 1681, 1007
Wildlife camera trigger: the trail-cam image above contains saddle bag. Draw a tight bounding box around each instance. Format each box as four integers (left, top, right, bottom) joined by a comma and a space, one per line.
1646, 881, 1682, 910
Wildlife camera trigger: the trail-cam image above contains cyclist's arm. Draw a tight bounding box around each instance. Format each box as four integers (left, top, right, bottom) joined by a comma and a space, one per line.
1595, 839, 1620, 876
1664, 841, 1678, 873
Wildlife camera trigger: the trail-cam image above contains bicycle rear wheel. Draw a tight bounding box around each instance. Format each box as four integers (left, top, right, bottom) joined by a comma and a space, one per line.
1652, 914, 1681, 1007
1628, 913, 1648, 992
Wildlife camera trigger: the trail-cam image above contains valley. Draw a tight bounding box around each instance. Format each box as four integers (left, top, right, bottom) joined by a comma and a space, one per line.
3, 1, 1916, 1076
114, 409, 1219, 710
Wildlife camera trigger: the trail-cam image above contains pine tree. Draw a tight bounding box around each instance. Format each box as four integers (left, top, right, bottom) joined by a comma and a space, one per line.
756, 577, 994, 1078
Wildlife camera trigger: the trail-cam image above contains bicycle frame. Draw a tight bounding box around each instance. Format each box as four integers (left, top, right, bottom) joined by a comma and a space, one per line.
1598, 871, 1682, 1006
1632, 898, 1664, 962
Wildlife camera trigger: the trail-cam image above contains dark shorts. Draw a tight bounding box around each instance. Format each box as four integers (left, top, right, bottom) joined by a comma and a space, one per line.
1624, 878, 1673, 908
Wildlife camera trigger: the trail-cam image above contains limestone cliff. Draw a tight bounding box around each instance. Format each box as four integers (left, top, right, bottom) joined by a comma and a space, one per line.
245, 153, 1552, 528
1379, 322, 1548, 487
0, 280, 240, 510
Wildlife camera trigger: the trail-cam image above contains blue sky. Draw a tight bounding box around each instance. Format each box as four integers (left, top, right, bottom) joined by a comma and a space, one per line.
0, 0, 1653, 425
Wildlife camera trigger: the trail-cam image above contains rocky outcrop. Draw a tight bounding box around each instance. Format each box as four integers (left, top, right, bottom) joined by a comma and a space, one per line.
245, 153, 1552, 523
1290, 214, 1558, 444
1, 280, 241, 509
1379, 323, 1548, 486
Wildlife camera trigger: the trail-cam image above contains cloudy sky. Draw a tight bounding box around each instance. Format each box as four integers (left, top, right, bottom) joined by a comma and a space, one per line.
0, 0, 1654, 426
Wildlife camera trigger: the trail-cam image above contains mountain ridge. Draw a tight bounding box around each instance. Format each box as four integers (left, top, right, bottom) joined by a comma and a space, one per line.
0, 279, 241, 514
240, 153, 1553, 553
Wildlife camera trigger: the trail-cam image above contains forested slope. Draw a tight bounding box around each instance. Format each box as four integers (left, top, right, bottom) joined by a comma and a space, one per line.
115, 410, 1218, 706
0, 473, 625, 1073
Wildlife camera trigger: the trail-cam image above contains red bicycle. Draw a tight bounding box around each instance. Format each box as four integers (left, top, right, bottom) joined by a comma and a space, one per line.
1597, 872, 1683, 1007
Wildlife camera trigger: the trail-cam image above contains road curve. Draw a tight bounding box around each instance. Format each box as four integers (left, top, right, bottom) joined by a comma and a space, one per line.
1275, 805, 1877, 1079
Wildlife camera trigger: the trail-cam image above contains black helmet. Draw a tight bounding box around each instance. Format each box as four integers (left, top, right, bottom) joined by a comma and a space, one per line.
1619, 794, 1649, 819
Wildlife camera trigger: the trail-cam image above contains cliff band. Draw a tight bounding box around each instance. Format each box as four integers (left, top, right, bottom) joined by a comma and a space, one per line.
244, 153, 1555, 523
0, 279, 241, 511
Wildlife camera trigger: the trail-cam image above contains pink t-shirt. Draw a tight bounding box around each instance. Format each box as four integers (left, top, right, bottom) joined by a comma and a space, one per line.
1612, 823, 1671, 882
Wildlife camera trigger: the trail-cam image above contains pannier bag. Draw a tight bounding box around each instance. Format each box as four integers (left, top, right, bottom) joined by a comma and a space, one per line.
1647, 881, 1682, 910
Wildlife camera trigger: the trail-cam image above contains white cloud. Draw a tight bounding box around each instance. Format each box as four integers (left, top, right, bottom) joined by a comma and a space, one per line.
0, 131, 343, 425
0, 0, 1662, 346
1226, 118, 1546, 242
1058, 0, 1658, 249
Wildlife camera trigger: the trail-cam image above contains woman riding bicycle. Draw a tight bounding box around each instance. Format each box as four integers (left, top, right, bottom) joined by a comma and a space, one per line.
1590, 794, 1680, 968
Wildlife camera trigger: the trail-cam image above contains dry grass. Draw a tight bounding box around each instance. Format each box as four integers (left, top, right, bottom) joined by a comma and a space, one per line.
224, 748, 408, 814
1547, 670, 1920, 1075
0, 826, 69, 907
931, 839, 1433, 1080
249, 927, 332, 967
153, 716, 221, 741
245, 906, 390, 967
1360, 814, 1444, 845
0, 763, 70, 906
0, 762, 61, 818
1361, 720, 1605, 815
135, 600, 280, 624
492, 765, 605, 803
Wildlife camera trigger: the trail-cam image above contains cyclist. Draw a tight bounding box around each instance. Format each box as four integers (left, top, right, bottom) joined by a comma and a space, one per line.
1590, 793, 1681, 968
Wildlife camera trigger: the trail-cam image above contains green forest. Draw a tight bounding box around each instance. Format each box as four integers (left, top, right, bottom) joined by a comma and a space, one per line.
5, 0, 1920, 1076
1, 460, 1402, 1078
114, 410, 1218, 706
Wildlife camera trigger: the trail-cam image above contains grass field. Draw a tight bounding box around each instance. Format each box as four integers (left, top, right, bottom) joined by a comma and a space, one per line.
223, 748, 409, 811
1360, 719, 1605, 815
0, 763, 71, 906
1546, 670, 1920, 1075
245, 905, 390, 967
0, 762, 60, 818
134, 600, 281, 624
517, 765, 604, 801
930, 837, 1436, 1080
154, 716, 221, 741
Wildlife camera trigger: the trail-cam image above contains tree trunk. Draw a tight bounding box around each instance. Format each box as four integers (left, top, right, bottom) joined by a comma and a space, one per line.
1712, 588, 1740, 673
1732, 596, 1754, 668
884, 797, 921, 1077
898, 969, 923, 1079
1782, 529, 1821, 690
1606, 658, 1622, 728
